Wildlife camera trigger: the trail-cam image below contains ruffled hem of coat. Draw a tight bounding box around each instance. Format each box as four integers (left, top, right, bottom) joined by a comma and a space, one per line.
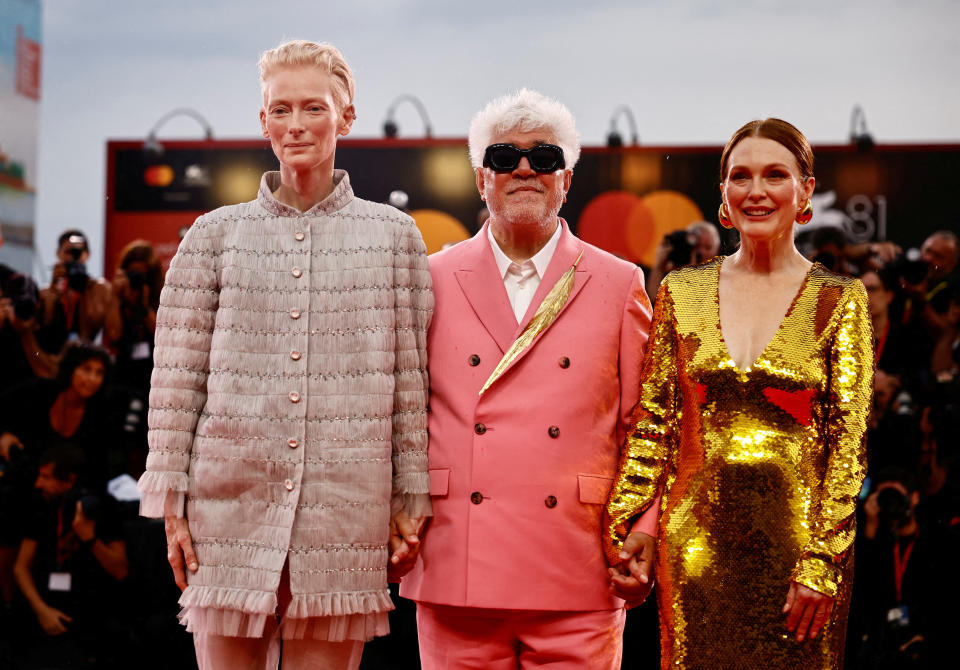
179, 587, 394, 641
181, 608, 390, 641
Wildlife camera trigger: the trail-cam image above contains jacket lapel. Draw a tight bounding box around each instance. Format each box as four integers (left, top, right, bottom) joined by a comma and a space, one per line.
454, 224, 518, 354
489, 220, 590, 383
517, 219, 590, 332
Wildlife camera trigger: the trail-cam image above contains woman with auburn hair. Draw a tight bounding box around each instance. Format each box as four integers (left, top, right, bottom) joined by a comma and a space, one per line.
137, 40, 432, 669
606, 119, 873, 668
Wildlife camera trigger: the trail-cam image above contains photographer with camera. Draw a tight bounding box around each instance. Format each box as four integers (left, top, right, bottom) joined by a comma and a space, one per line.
12, 444, 129, 667
895, 231, 960, 340
0, 264, 57, 392
106, 240, 162, 394
35, 230, 121, 354
861, 268, 931, 387
645, 220, 721, 299
850, 468, 958, 669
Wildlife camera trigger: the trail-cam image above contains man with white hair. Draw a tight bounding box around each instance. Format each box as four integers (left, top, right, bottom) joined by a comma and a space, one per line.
400, 89, 654, 668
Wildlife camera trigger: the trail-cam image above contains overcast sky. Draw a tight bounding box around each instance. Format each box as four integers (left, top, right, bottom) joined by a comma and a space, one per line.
29, 0, 960, 277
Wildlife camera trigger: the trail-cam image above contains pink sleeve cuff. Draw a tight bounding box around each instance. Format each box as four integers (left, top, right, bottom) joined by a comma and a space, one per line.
628, 493, 661, 538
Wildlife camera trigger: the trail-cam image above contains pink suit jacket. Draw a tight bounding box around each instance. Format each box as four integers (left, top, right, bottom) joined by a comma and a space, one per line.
401, 221, 653, 611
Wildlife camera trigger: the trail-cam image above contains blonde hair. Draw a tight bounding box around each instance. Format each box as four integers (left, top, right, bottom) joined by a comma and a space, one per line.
258, 40, 356, 120
468, 88, 580, 170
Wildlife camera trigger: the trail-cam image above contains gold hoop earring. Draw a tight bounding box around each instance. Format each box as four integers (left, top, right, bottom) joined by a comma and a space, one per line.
718, 203, 733, 229
796, 199, 813, 225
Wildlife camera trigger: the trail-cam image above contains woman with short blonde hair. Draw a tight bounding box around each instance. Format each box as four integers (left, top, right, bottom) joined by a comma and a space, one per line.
139, 39, 432, 670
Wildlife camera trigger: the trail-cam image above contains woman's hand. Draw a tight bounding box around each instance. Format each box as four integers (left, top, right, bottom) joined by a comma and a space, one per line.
783, 581, 834, 642
608, 531, 655, 608
164, 515, 198, 591
386, 509, 426, 582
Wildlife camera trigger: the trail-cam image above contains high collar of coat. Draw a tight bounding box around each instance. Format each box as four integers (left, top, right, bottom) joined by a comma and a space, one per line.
257, 169, 354, 217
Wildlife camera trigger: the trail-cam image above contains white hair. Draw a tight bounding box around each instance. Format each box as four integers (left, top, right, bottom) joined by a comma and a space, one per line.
688, 220, 720, 244
467, 88, 580, 170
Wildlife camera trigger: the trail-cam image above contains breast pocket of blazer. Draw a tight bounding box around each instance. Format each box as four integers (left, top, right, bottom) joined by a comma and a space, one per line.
429, 468, 450, 497
578, 474, 614, 505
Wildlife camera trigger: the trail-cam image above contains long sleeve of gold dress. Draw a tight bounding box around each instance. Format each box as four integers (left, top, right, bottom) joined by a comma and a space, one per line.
605, 258, 873, 670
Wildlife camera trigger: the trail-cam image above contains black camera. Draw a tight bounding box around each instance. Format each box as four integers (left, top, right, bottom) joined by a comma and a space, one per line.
887, 255, 928, 286
65, 261, 89, 292
64, 488, 102, 525
62, 235, 89, 292
1, 272, 39, 322
664, 230, 696, 269
126, 270, 146, 291
876, 487, 912, 529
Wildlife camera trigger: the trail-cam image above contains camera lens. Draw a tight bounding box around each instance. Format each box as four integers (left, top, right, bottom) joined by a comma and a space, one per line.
126, 270, 146, 291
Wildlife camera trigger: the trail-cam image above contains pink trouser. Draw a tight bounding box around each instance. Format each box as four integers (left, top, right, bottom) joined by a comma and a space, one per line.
416, 603, 625, 670
192, 562, 364, 670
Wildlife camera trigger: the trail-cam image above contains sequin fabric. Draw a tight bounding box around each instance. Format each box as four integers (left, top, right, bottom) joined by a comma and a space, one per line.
605, 258, 873, 669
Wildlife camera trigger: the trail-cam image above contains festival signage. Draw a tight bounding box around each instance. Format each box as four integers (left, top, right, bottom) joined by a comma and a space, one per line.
0, 0, 42, 274
104, 138, 960, 276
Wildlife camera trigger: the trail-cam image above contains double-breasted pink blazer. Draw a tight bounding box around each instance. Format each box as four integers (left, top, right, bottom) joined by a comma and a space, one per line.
401, 221, 652, 611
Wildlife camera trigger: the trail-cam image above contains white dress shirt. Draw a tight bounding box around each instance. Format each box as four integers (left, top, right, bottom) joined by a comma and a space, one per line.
487, 222, 562, 324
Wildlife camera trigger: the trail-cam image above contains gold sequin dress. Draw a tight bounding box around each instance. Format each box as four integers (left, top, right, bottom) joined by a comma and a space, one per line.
605, 258, 873, 670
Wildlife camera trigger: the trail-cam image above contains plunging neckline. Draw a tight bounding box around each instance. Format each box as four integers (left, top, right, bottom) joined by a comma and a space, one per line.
715, 256, 816, 373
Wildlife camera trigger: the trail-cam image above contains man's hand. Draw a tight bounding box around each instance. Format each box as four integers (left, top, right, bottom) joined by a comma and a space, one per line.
387, 509, 426, 582
783, 581, 834, 642
37, 603, 72, 636
49, 262, 68, 295
0, 431, 23, 462
608, 531, 655, 608
164, 515, 198, 591
72, 501, 96, 543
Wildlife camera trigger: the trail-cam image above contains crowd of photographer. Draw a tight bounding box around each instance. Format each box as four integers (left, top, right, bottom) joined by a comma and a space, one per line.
0, 230, 188, 668
650, 224, 960, 669
1, 221, 957, 668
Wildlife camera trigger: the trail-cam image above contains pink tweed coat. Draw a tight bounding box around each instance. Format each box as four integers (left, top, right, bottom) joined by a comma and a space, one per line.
138, 170, 432, 641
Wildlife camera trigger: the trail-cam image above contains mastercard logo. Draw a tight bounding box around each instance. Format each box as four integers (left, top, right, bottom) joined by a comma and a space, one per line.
143, 164, 175, 188
577, 189, 704, 266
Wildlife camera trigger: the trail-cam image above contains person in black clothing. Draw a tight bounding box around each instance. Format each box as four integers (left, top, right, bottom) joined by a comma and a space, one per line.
896, 230, 960, 340
0, 342, 122, 623
850, 468, 959, 669
12, 445, 130, 668
106, 239, 162, 394
0, 341, 120, 491
862, 268, 932, 384
0, 266, 57, 392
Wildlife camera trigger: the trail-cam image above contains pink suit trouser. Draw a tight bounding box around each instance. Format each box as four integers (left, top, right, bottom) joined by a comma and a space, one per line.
416, 603, 626, 670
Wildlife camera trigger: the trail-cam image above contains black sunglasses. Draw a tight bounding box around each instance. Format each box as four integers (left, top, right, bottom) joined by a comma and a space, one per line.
482, 143, 566, 173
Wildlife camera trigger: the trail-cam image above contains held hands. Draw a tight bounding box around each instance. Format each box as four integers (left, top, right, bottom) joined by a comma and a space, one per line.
608, 531, 655, 608
783, 581, 834, 642
164, 515, 198, 591
387, 508, 426, 582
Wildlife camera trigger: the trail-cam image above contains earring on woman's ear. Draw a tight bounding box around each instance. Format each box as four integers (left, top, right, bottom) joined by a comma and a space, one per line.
718, 203, 734, 229
795, 199, 813, 225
